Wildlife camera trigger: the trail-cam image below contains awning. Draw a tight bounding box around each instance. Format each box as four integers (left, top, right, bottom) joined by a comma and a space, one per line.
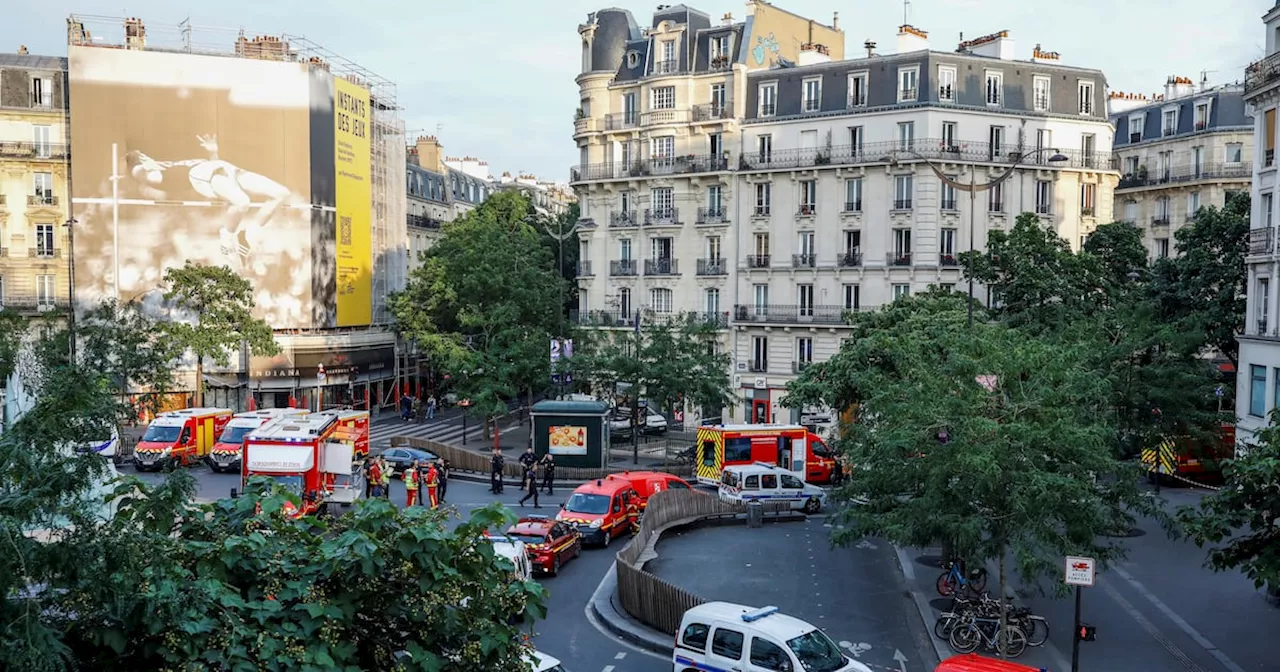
246, 445, 314, 472
249, 377, 301, 391
203, 373, 246, 389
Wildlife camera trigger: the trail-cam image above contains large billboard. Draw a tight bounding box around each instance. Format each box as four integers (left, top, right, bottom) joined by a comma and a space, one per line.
333, 77, 372, 326
68, 45, 372, 329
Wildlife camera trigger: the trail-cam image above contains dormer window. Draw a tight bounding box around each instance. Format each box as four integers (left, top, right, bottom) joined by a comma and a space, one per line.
710, 34, 731, 68
627, 51, 639, 69
1194, 102, 1210, 130
1077, 80, 1094, 115
1162, 107, 1179, 136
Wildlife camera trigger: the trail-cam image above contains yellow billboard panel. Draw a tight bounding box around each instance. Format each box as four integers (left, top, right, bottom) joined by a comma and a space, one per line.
333, 77, 372, 326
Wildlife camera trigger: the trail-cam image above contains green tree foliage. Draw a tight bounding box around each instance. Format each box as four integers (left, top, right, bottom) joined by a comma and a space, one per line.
1149, 191, 1249, 365
785, 295, 1163, 599
77, 300, 183, 421
163, 262, 280, 407
0, 309, 25, 383
1178, 412, 1280, 595
538, 201, 581, 325
391, 191, 564, 421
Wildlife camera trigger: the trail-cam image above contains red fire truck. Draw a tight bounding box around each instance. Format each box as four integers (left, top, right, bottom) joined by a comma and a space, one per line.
241, 410, 367, 517
694, 424, 837, 487
332, 409, 371, 459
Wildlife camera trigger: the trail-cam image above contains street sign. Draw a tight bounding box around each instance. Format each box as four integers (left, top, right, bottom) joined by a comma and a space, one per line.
1065, 556, 1095, 587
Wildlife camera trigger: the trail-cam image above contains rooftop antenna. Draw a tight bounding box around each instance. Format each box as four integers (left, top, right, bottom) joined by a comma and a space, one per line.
179, 17, 190, 52
1199, 70, 1216, 89
903, 0, 911, 25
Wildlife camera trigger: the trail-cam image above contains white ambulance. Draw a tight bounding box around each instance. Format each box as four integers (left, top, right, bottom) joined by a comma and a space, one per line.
673, 602, 871, 672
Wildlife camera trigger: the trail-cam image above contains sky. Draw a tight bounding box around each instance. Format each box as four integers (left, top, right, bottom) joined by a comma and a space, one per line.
0, 0, 1272, 182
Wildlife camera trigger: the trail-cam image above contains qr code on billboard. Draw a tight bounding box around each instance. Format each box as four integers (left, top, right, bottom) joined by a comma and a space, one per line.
340, 216, 352, 245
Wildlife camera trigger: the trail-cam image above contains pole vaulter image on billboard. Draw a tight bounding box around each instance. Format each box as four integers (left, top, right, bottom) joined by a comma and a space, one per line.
68, 45, 316, 327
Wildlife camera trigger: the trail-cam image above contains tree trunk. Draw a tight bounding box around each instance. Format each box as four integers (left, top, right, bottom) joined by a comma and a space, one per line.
194, 357, 203, 407
998, 542, 1008, 659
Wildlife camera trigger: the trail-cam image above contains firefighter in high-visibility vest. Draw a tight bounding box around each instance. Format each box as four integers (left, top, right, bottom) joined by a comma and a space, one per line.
404, 459, 420, 507
378, 456, 392, 499
425, 462, 440, 508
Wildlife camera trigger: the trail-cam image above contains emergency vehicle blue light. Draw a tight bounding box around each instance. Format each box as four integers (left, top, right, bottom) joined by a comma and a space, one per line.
741, 606, 779, 622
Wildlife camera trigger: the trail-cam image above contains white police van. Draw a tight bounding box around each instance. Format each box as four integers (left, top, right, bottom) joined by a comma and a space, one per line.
673, 602, 871, 672
718, 462, 827, 514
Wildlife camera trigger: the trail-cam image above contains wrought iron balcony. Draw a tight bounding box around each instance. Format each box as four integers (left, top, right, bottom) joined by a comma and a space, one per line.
753, 206, 771, 216
576, 260, 593, 277
28, 195, 58, 207
29, 247, 60, 259
643, 207, 680, 226
1116, 162, 1252, 189
843, 200, 862, 213
652, 59, 680, 75
1246, 51, 1280, 95
1268, 150, 1276, 168
938, 85, 953, 101
748, 361, 768, 373
1152, 216, 1171, 227
732, 138, 1118, 172
940, 254, 959, 267
940, 198, 958, 211
697, 207, 728, 224
989, 201, 1005, 213
0, 295, 66, 313
745, 254, 771, 269
733, 303, 850, 325
792, 254, 816, 268
899, 87, 918, 101
603, 112, 639, 131
838, 252, 862, 267
1249, 228, 1275, 255
1129, 132, 1142, 143
1035, 203, 1053, 215
571, 154, 730, 182
697, 258, 728, 275
644, 258, 679, 275
759, 103, 777, 116
572, 309, 637, 328
610, 211, 638, 228
792, 361, 813, 373
406, 214, 442, 229
0, 141, 68, 161
610, 260, 638, 276
692, 103, 732, 121
892, 199, 912, 211
797, 204, 816, 216
888, 252, 912, 266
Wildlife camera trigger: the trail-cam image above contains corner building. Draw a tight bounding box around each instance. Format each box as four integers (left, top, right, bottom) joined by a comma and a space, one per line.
571, 4, 1118, 425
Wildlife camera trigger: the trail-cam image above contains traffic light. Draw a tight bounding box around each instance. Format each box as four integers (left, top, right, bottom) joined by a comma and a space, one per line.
1077, 624, 1097, 642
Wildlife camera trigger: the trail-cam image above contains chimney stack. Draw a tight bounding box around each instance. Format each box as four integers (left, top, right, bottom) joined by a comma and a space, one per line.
864, 40, 877, 58
958, 30, 1014, 60
722, 12, 733, 26
415, 135, 444, 174
897, 25, 929, 53
832, 11, 839, 30
17, 45, 28, 55
798, 42, 831, 66
1031, 44, 1061, 64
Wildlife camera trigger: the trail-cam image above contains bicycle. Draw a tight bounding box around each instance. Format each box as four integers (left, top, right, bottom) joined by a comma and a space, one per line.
936, 558, 989, 597
935, 598, 1048, 648
948, 613, 1028, 658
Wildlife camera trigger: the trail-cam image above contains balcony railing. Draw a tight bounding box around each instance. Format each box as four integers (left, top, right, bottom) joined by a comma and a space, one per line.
27, 195, 58, 207
733, 304, 851, 325
610, 260, 638, 276
697, 207, 728, 224
1129, 132, 1142, 143
888, 252, 912, 266
792, 253, 816, 268
1152, 216, 1171, 227
406, 214, 442, 229
734, 138, 1117, 172
1162, 128, 1176, 137
30, 247, 60, 259
759, 103, 777, 116
802, 99, 821, 112
1035, 203, 1052, 215
572, 310, 637, 328
745, 254, 771, 269
792, 361, 813, 374
652, 59, 680, 75
938, 85, 953, 101
843, 200, 862, 213
643, 207, 680, 226
572, 309, 729, 329
0, 295, 66, 313
697, 258, 728, 275
1268, 150, 1276, 168
892, 199, 913, 211
748, 361, 768, 373
838, 252, 863, 267
570, 154, 731, 182
0, 142, 68, 161
940, 198, 957, 211
603, 112, 639, 130
1117, 162, 1252, 189
610, 211, 638, 228
1246, 51, 1280, 95
899, 88, 918, 101
1195, 121, 1207, 131
940, 254, 959, 267
692, 103, 732, 122
1249, 228, 1275, 255
797, 204, 816, 216
989, 201, 1005, 213
753, 206, 771, 216
644, 258, 679, 275
577, 260, 594, 276
641, 109, 689, 126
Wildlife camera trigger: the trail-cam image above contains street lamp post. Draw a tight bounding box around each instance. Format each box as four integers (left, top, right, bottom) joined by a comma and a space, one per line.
539, 214, 579, 398
889, 146, 1069, 326
64, 217, 78, 362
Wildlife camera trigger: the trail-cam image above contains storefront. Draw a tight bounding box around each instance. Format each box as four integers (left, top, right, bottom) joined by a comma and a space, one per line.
248, 343, 396, 412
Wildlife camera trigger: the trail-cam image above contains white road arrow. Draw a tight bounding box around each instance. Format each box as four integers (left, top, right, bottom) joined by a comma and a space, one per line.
893, 649, 908, 672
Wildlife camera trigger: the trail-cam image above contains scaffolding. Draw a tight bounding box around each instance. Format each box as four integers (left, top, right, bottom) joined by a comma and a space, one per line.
66, 14, 407, 327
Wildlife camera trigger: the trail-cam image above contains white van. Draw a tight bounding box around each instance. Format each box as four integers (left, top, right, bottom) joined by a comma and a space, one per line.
718, 463, 827, 514
485, 535, 533, 582
527, 649, 567, 672
673, 602, 871, 672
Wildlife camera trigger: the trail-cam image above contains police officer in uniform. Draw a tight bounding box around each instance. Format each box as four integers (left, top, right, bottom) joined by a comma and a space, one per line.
490, 447, 505, 494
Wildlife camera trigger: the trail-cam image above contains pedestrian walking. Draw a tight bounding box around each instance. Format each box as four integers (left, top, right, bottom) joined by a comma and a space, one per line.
368, 458, 384, 498
426, 394, 437, 420
490, 447, 505, 494
425, 462, 440, 508
437, 459, 450, 503
412, 396, 423, 424
518, 462, 540, 508
404, 459, 420, 507
400, 393, 412, 421
539, 453, 555, 495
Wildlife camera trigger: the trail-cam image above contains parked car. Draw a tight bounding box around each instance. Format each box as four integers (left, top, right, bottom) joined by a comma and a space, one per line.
505, 515, 582, 576
608, 407, 668, 438
378, 447, 439, 476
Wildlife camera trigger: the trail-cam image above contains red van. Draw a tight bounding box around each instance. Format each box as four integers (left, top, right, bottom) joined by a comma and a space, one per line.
604, 471, 696, 510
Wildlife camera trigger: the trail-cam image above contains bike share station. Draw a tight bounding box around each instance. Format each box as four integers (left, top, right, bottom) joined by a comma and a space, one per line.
1065, 555, 1098, 671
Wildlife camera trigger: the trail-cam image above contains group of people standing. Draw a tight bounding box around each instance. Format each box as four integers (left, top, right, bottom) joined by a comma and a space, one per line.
399, 392, 438, 423
489, 446, 555, 508
364, 454, 450, 509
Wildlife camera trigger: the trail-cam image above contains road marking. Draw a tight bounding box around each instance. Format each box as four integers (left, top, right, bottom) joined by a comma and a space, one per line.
614, 652, 626, 659
1110, 565, 1247, 672
1099, 577, 1207, 672
602, 666, 614, 672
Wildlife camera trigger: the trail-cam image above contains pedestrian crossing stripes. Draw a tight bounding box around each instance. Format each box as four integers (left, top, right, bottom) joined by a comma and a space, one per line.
368, 420, 470, 447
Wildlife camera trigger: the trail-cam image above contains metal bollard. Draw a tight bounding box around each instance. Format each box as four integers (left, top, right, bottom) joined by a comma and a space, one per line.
747, 500, 763, 528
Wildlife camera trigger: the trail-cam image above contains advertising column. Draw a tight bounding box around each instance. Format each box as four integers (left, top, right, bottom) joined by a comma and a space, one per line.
333, 78, 372, 326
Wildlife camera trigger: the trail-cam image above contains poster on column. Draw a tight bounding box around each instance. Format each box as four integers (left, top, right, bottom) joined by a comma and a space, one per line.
333, 76, 372, 326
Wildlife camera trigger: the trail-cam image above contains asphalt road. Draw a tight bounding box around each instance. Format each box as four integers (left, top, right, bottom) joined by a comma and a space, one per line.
649, 519, 937, 672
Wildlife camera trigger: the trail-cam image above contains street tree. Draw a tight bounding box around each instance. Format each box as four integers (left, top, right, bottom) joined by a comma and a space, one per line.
538, 201, 581, 326
1149, 191, 1249, 366
1178, 412, 1280, 596
784, 295, 1164, 607
162, 262, 279, 407
76, 299, 183, 421
391, 191, 564, 435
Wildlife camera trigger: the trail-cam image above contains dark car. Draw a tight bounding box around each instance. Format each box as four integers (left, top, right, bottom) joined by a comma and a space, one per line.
379, 447, 439, 476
